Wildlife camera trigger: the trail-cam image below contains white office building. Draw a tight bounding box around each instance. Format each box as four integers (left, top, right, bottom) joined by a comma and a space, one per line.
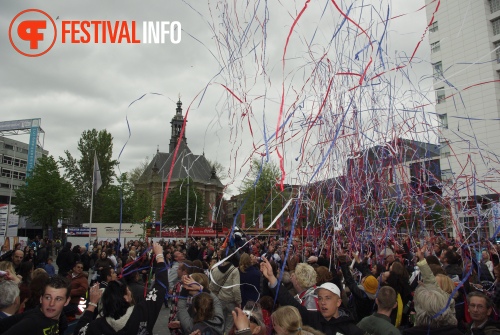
426, 0, 500, 238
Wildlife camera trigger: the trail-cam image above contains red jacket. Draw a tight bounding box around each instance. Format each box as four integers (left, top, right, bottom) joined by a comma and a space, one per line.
67, 272, 88, 305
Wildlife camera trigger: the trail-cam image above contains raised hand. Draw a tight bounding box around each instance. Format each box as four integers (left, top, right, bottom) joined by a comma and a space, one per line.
259, 257, 277, 285
232, 307, 250, 331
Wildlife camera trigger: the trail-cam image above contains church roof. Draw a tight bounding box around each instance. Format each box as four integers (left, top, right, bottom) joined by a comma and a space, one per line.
138, 140, 224, 188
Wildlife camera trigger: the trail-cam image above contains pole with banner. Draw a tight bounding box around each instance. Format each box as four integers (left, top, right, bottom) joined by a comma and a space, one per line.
89, 152, 102, 247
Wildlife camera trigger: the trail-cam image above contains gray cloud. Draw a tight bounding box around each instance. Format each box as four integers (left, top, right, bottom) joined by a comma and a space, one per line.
1, 1, 433, 195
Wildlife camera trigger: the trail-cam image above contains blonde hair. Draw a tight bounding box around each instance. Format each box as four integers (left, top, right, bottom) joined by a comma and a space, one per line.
435, 274, 457, 297
239, 253, 252, 273
271, 306, 324, 335
294, 263, 317, 289
0, 261, 16, 276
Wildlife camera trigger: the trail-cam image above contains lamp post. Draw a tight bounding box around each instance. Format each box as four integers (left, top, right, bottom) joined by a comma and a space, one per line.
185, 179, 189, 242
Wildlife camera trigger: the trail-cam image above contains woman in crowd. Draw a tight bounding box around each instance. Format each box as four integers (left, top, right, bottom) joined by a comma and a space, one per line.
74, 242, 168, 335
239, 253, 262, 308
271, 306, 324, 335
24, 268, 49, 310
177, 272, 224, 335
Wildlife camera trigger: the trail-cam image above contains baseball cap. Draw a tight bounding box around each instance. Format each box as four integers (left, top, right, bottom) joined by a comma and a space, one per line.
314, 282, 341, 297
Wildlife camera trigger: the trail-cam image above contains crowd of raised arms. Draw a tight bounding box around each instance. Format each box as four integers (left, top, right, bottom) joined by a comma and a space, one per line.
0, 234, 498, 335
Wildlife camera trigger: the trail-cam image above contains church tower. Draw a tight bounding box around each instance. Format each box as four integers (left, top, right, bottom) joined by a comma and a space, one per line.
169, 99, 187, 153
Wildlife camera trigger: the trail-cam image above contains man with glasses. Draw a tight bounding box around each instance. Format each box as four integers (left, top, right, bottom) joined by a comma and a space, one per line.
466, 291, 500, 334
0, 276, 71, 334
64, 261, 88, 320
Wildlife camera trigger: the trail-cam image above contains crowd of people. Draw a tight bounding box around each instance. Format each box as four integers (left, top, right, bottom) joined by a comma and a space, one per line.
0, 233, 498, 335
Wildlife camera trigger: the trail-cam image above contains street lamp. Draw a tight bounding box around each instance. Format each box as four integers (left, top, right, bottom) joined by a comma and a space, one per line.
185, 180, 189, 242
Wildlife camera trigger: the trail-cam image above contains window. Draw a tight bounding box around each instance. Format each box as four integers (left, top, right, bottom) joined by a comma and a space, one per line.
13, 158, 27, 168
436, 88, 446, 104
494, 41, 500, 63
438, 113, 448, 128
440, 142, 450, 157
441, 169, 453, 181
430, 21, 438, 33
4, 144, 13, 150
493, 18, 500, 35
433, 61, 443, 76
431, 41, 440, 53
491, 0, 500, 13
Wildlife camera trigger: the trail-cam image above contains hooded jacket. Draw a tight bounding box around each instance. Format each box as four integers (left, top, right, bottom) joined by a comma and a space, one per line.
209, 262, 241, 305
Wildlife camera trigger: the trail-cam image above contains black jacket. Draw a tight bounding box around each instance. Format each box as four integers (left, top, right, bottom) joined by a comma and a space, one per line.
56, 247, 74, 275
270, 282, 366, 335
0, 307, 66, 335
74, 263, 168, 335
340, 263, 376, 321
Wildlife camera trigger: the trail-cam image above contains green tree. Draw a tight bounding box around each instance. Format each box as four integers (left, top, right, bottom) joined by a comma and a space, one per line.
162, 178, 205, 227
14, 156, 74, 235
128, 156, 150, 185
59, 129, 118, 224
239, 159, 282, 227
207, 159, 228, 182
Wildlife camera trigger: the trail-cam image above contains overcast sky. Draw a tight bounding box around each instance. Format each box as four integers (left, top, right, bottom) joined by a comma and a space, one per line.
1, 1, 434, 195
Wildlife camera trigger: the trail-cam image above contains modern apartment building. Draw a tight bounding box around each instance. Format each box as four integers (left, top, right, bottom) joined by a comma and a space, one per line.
0, 136, 48, 204
426, 0, 500, 238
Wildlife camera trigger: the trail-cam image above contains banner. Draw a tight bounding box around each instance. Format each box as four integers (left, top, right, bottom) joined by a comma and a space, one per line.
0, 204, 19, 237
67, 227, 97, 236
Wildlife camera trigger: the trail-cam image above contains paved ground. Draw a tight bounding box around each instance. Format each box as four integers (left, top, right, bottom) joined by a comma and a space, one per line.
153, 305, 172, 335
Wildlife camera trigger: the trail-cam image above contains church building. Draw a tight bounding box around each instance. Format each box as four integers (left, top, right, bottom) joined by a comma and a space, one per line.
135, 99, 224, 227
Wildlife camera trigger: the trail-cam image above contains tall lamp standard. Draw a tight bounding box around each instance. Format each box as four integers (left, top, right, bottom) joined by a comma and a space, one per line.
185, 180, 189, 242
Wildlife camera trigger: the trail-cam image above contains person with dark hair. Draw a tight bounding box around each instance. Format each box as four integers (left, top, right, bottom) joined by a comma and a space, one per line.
357, 286, 399, 335
465, 291, 500, 334
0, 275, 71, 335
122, 268, 145, 305
99, 267, 117, 289
44, 257, 56, 277
64, 261, 88, 319
18, 261, 34, 312
56, 242, 74, 277
36, 241, 48, 269
10, 249, 24, 275
209, 253, 241, 334
177, 273, 224, 335
24, 268, 50, 311
168, 260, 193, 335
74, 242, 168, 335
442, 250, 462, 280
379, 261, 412, 327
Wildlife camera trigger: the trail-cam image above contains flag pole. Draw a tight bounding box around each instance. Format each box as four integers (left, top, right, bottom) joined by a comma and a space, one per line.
89, 152, 96, 249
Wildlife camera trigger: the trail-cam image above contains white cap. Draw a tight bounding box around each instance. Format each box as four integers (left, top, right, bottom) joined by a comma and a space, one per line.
314, 282, 341, 297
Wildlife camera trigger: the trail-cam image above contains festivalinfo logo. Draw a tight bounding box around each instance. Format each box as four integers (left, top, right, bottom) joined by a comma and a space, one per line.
9, 8, 182, 57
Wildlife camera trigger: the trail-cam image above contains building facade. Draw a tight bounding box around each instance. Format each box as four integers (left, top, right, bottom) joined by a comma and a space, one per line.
426, 0, 500, 239
0, 136, 48, 204
136, 100, 225, 228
